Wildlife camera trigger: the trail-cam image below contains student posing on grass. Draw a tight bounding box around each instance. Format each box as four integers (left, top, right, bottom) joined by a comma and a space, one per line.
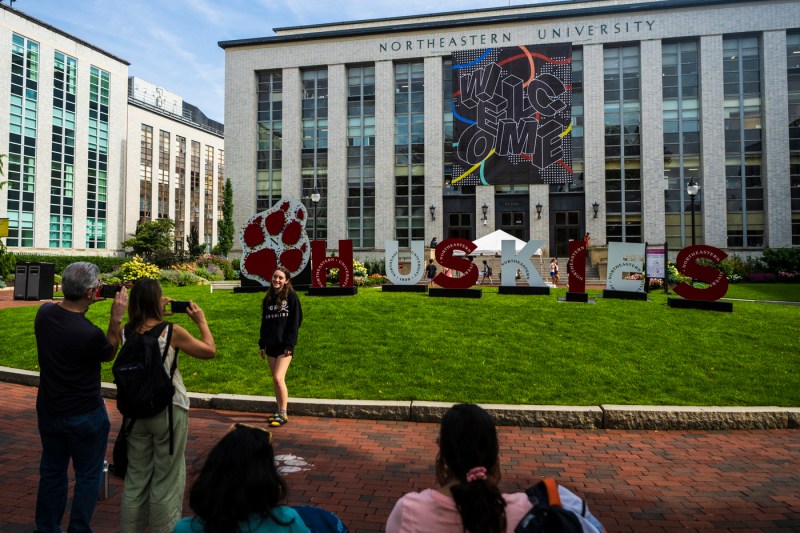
386, 403, 604, 533
119, 278, 216, 533
259, 267, 303, 428
173, 423, 309, 533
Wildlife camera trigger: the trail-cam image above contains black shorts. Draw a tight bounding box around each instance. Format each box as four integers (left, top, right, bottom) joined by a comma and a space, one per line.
264, 344, 293, 358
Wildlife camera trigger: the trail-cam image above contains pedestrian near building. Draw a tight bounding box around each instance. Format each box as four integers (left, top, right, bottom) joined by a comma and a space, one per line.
33, 262, 127, 533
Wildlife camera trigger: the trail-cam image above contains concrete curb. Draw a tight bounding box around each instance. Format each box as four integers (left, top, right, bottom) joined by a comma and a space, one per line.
2, 366, 797, 430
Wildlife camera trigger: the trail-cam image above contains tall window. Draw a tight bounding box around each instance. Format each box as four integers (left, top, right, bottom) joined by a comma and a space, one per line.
257, 71, 282, 211
301, 68, 328, 239
190, 141, 200, 228
87, 66, 110, 248
346, 65, 376, 249
663, 40, 702, 248
139, 124, 153, 222
204, 145, 214, 249
788, 32, 800, 245
6, 34, 39, 247
604, 46, 642, 243
50, 50, 76, 248
552, 47, 584, 194
175, 136, 187, 248
443, 57, 474, 198
724, 36, 763, 248
394, 61, 425, 247
158, 130, 170, 218
217, 148, 225, 225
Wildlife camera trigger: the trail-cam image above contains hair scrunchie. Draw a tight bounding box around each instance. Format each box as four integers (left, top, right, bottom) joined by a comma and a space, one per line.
466, 466, 487, 482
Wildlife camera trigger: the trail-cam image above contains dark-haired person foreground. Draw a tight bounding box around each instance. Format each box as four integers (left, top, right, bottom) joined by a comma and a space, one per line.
120, 278, 216, 533
386, 403, 604, 533
34, 261, 127, 533
173, 423, 309, 533
259, 267, 303, 428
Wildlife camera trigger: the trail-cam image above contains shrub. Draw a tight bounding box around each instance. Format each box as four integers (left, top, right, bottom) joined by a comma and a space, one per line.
160, 269, 204, 287
196, 254, 236, 280
195, 264, 225, 282
11, 253, 127, 274
231, 258, 241, 271
363, 258, 386, 276
0, 245, 16, 279
118, 255, 161, 282
762, 247, 800, 274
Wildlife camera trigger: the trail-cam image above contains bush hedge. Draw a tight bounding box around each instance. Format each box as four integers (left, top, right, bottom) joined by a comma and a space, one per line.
11, 253, 128, 274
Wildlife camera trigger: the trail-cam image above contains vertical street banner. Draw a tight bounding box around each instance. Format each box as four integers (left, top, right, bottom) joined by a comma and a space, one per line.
452, 43, 573, 186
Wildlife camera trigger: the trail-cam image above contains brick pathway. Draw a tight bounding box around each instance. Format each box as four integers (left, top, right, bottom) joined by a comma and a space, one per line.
1, 382, 799, 532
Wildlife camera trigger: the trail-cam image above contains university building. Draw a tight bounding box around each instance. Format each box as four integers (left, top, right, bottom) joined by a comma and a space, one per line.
0, 5, 224, 255
220, 0, 799, 259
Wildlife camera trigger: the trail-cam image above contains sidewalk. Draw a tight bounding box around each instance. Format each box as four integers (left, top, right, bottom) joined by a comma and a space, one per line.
2, 382, 799, 532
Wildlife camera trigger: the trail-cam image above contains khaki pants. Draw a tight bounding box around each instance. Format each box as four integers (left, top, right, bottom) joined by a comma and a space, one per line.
120, 406, 189, 533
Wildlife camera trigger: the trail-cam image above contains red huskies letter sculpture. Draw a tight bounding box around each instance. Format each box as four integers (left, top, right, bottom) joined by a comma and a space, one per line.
673, 245, 729, 301
312, 240, 354, 288
568, 239, 587, 294
433, 238, 479, 288
240, 199, 310, 284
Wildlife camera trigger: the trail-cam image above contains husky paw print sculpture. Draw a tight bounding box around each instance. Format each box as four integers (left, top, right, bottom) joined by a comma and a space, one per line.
240, 199, 311, 284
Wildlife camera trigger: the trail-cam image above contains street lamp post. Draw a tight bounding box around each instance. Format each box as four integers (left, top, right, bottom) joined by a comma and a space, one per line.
311, 188, 321, 241
686, 178, 699, 246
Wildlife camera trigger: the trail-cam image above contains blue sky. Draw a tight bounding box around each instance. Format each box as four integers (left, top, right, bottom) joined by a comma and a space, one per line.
14, 0, 518, 122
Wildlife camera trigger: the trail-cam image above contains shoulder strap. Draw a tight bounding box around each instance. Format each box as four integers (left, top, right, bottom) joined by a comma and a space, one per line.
163, 323, 178, 377
541, 478, 562, 508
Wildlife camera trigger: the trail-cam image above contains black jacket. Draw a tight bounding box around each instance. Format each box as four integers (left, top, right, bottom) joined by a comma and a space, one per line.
259, 290, 303, 350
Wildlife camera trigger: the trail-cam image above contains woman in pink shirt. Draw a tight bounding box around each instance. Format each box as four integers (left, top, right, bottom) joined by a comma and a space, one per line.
386, 403, 604, 533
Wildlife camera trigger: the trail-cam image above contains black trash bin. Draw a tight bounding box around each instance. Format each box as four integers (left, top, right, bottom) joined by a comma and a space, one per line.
26, 263, 55, 301
13, 263, 29, 300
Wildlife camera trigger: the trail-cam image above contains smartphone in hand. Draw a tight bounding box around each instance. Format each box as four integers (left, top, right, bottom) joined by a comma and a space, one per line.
97, 284, 123, 298
171, 301, 190, 313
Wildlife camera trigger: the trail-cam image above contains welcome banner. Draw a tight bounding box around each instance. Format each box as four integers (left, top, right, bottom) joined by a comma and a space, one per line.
452, 43, 573, 186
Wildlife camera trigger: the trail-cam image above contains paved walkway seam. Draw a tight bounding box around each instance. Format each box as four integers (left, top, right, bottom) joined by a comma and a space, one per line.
2, 366, 797, 430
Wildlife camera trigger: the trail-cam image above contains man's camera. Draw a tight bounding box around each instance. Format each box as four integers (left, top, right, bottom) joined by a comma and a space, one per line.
96, 284, 123, 298
170, 301, 190, 313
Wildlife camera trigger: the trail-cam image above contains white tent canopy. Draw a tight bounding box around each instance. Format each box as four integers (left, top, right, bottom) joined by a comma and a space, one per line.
455, 229, 542, 256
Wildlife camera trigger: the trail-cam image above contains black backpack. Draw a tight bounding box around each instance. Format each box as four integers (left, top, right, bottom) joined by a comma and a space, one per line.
113, 321, 177, 419
515, 478, 592, 533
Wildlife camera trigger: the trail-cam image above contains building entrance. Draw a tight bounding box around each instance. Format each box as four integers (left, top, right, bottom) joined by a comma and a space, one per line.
554, 211, 581, 258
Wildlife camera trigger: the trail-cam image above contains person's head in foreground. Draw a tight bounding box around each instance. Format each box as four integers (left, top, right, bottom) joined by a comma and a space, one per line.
437, 403, 507, 533
183, 423, 299, 533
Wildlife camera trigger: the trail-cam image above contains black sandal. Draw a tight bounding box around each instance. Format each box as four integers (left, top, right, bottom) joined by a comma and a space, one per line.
269, 414, 288, 427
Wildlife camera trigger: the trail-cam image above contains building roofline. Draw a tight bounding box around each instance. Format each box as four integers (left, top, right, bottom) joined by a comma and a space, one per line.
218, 0, 769, 49
127, 99, 224, 139
2, 4, 130, 66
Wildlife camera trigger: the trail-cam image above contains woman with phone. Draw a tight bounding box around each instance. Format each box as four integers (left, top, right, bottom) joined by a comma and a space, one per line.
259, 267, 303, 428
119, 278, 216, 533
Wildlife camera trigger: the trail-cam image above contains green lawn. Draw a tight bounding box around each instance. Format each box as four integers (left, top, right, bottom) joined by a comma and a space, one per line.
1, 283, 798, 407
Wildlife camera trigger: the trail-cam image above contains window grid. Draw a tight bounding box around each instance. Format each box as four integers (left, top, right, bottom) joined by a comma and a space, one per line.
204, 145, 214, 248
175, 136, 187, 247
157, 130, 170, 218
552, 47, 585, 194
604, 46, 642, 243
346, 65, 376, 249
217, 148, 225, 223
394, 61, 425, 248
442, 58, 475, 198
257, 71, 283, 211
663, 40, 703, 248
301, 68, 328, 240
6, 34, 39, 247
723, 36, 764, 248
50, 50, 76, 248
139, 124, 153, 222
190, 141, 201, 228
87, 66, 109, 248
788, 32, 800, 245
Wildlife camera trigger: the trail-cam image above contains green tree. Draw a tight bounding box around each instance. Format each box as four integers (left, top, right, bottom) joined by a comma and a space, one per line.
186, 224, 205, 259
121, 218, 176, 264
216, 178, 235, 257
